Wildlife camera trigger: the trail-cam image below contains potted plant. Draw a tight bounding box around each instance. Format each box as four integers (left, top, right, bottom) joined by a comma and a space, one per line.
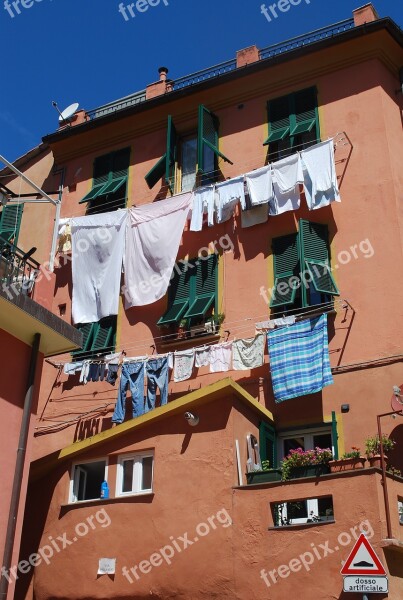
329, 447, 366, 473
206, 312, 225, 334
365, 435, 395, 468
177, 318, 189, 340
281, 447, 333, 481
246, 460, 282, 484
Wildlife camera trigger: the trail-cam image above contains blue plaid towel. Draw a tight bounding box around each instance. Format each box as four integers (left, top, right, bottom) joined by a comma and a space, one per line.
267, 314, 333, 403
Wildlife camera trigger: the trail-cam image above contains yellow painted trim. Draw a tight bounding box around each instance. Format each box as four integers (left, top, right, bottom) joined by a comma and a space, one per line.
33, 379, 273, 477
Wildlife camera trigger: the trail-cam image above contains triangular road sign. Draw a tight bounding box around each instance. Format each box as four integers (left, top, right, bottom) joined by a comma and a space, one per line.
341, 534, 386, 576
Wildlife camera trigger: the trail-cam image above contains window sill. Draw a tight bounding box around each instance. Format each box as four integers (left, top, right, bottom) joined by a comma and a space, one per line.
61, 492, 154, 509
268, 519, 335, 531
159, 333, 221, 351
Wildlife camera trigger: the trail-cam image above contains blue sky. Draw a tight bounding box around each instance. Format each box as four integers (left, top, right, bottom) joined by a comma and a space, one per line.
1, 0, 402, 161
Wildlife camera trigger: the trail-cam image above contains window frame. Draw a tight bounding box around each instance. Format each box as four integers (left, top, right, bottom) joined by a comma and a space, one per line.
273, 495, 334, 526
69, 457, 108, 504
116, 452, 154, 497
277, 426, 334, 462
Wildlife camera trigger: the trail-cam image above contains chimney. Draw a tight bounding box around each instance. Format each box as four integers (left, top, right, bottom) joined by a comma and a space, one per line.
236, 45, 260, 68
353, 3, 379, 26
146, 67, 171, 100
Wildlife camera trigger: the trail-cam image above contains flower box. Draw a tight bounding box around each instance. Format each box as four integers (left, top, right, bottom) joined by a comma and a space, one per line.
329, 457, 366, 473
288, 464, 331, 479
246, 469, 282, 484
368, 454, 388, 469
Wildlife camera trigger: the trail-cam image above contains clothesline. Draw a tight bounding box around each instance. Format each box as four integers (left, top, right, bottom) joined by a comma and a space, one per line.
59, 135, 345, 219
53, 300, 346, 366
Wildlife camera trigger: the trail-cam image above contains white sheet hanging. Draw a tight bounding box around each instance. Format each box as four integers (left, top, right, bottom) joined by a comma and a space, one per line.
301, 139, 341, 209
124, 193, 192, 307
71, 210, 127, 324
190, 186, 215, 231
215, 177, 245, 223
245, 165, 273, 206
271, 154, 303, 215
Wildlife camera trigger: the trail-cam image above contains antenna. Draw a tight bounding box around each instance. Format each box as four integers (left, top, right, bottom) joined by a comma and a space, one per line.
52, 101, 79, 125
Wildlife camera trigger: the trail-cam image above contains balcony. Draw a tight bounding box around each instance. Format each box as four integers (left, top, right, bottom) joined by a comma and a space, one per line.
0, 237, 40, 299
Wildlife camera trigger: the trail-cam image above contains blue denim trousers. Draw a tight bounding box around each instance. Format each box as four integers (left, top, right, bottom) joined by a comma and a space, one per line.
146, 357, 168, 412
112, 362, 145, 424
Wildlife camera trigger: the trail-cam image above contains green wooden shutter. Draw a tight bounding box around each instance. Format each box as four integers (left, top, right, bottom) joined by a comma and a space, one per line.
0, 204, 24, 244
145, 116, 177, 190
264, 95, 291, 145
197, 105, 232, 174
80, 149, 130, 204
79, 154, 111, 204
92, 317, 116, 351
270, 233, 300, 308
72, 322, 95, 356
331, 411, 339, 459
259, 422, 277, 467
299, 220, 339, 296
290, 88, 318, 136
157, 262, 192, 325
184, 254, 217, 319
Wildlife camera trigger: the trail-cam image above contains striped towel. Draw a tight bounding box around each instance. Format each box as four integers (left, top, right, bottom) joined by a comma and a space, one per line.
267, 314, 333, 403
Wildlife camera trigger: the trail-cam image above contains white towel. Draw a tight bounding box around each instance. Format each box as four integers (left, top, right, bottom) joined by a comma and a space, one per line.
301, 139, 341, 210
215, 177, 245, 223
124, 193, 192, 307
195, 346, 211, 368
190, 186, 215, 231
255, 316, 296, 330
71, 210, 128, 324
209, 341, 233, 373
173, 349, 195, 382
245, 166, 273, 206
232, 334, 265, 371
271, 154, 303, 215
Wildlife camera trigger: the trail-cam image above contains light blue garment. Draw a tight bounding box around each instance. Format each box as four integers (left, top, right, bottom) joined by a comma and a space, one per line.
112, 362, 145, 423
146, 357, 169, 412
267, 314, 333, 403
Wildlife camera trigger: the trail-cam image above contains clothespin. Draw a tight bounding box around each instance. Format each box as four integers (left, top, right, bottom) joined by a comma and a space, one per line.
150, 344, 156, 355
224, 330, 230, 342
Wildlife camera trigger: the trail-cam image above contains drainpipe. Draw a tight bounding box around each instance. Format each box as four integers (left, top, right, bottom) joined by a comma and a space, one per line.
0, 333, 41, 600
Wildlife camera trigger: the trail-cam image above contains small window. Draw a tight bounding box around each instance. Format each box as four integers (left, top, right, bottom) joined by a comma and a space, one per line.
398, 499, 403, 525
278, 427, 334, 462
272, 496, 334, 527
70, 459, 107, 503
116, 453, 154, 496
72, 316, 117, 359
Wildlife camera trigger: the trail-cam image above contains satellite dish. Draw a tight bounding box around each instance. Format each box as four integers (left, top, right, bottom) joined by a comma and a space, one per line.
58, 102, 79, 123
391, 385, 403, 414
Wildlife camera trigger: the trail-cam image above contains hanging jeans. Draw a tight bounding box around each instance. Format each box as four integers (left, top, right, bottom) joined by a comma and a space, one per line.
112, 362, 145, 424
106, 364, 119, 386
146, 357, 168, 412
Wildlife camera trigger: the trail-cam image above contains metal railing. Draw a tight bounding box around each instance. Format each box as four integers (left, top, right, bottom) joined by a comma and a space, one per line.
0, 238, 40, 298
87, 18, 355, 122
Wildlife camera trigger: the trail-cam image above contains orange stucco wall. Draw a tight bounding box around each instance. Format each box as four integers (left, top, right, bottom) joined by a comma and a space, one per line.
0, 330, 43, 600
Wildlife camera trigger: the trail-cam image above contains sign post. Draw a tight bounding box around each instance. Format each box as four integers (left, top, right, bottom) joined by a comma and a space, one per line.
341, 534, 388, 595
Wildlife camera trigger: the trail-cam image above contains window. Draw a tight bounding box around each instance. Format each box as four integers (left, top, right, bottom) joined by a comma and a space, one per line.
278, 426, 335, 462
157, 254, 218, 327
72, 316, 117, 359
0, 204, 24, 246
264, 87, 320, 162
398, 499, 403, 525
116, 453, 154, 496
270, 219, 339, 312
145, 107, 232, 192
79, 147, 130, 214
70, 459, 107, 503
272, 496, 334, 527
260, 422, 277, 468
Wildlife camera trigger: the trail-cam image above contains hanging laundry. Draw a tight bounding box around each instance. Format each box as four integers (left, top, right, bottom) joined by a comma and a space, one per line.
215, 177, 246, 223
256, 316, 296, 330
63, 361, 83, 375
146, 357, 169, 411
190, 186, 215, 231
58, 218, 72, 253
173, 349, 195, 382
209, 341, 233, 373
195, 346, 211, 368
271, 154, 303, 215
267, 314, 333, 403
245, 165, 273, 206
71, 210, 128, 324
301, 139, 341, 209
79, 361, 90, 384
106, 364, 119, 386
124, 193, 192, 307
241, 204, 268, 228
112, 362, 146, 424
232, 334, 265, 371
105, 352, 121, 365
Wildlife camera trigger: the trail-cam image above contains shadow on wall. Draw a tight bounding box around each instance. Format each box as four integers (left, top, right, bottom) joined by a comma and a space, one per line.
389, 423, 403, 473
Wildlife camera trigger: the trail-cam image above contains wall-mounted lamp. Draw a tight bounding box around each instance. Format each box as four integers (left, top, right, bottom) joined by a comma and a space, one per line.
341, 404, 350, 413
0, 191, 9, 206
184, 412, 199, 427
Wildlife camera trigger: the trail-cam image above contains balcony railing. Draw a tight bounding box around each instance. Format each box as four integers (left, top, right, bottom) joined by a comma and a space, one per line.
0, 238, 40, 298
87, 18, 355, 122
